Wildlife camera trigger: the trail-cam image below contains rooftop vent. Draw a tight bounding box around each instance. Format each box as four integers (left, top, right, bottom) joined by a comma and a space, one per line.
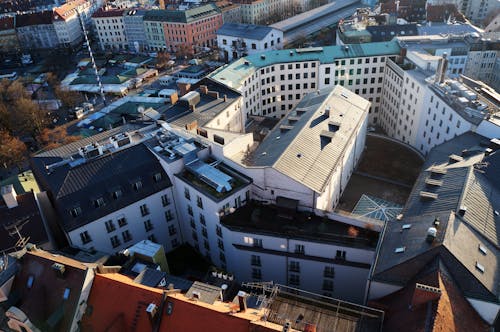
280, 125, 293, 132
394, 246, 406, 253
402, 224, 412, 230
110, 133, 131, 149
52, 263, 66, 275
420, 191, 438, 201
426, 227, 437, 243
244, 61, 250, 66
448, 154, 463, 164
458, 206, 467, 217
260, 54, 266, 60
79, 143, 104, 159
328, 121, 340, 132
289, 51, 294, 56
478, 244, 487, 255
430, 167, 447, 175
433, 217, 440, 228
475, 262, 485, 273
425, 178, 443, 187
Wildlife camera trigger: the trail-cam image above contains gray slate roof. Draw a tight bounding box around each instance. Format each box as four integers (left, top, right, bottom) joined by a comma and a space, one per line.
247, 86, 369, 193
32, 143, 172, 232
217, 23, 274, 40
372, 132, 500, 303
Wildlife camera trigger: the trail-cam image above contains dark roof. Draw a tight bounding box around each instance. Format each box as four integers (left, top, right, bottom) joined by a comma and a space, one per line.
163, 78, 241, 129
10, 249, 89, 332
0, 192, 50, 253
92, 8, 125, 18
372, 132, 500, 303
147, 5, 220, 24
16, 11, 53, 27
222, 201, 379, 250
134, 267, 167, 287
366, 24, 418, 42
0, 255, 18, 288
0, 16, 14, 30
217, 23, 274, 40
32, 143, 172, 232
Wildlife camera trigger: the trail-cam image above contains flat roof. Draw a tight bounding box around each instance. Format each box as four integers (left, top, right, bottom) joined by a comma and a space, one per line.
217, 23, 274, 40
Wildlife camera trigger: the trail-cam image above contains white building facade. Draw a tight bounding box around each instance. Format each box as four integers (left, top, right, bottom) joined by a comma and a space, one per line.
92, 9, 128, 51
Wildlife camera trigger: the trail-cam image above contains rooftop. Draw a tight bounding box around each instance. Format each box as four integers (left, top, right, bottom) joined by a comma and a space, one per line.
145, 4, 221, 24
372, 132, 500, 303
416, 22, 483, 37
244, 86, 369, 193
222, 200, 379, 250
217, 23, 274, 40
209, 41, 400, 89
92, 8, 125, 18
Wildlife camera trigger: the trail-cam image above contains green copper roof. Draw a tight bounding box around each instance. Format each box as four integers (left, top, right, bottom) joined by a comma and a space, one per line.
209, 41, 401, 89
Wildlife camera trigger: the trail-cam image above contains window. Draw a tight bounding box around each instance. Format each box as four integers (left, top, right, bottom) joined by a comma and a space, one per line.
336, 250, 346, 260
80, 231, 92, 244
253, 238, 263, 248
289, 274, 300, 286
168, 225, 177, 236
295, 244, 304, 254
200, 213, 206, 225
197, 196, 203, 209
324, 266, 335, 278
187, 205, 193, 216
118, 217, 127, 227
148, 234, 157, 243
94, 197, 105, 208
140, 204, 150, 216
112, 189, 122, 199
251, 254, 261, 266
202, 227, 208, 238
184, 187, 191, 200
144, 220, 153, 232
153, 172, 162, 182
322, 279, 334, 291
105, 220, 115, 233
252, 268, 262, 280
165, 210, 173, 221
122, 230, 132, 243
289, 261, 300, 272
161, 194, 170, 206
204, 239, 210, 251
217, 238, 224, 250
171, 238, 179, 247
192, 231, 198, 241
110, 235, 120, 248
216, 225, 222, 237
325, 78, 330, 85
220, 252, 226, 263
133, 180, 142, 191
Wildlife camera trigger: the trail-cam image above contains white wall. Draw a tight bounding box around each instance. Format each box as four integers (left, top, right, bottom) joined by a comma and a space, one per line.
366, 280, 403, 301
476, 119, 500, 139
466, 297, 500, 325
68, 188, 180, 253
217, 28, 283, 61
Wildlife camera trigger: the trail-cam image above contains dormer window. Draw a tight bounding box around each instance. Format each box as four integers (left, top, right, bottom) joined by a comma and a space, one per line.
70, 206, 82, 217
112, 188, 122, 199
94, 197, 105, 208
153, 173, 162, 182
133, 180, 142, 191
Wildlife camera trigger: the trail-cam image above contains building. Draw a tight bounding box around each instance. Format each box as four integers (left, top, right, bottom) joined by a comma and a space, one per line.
0, 185, 52, 254
162, 4, 223, 55
379, 49, 500, 155
455, 0, 500, 25
52, 0, 90, 49
484, 11, 500, 32
209, 41, 401, 123
216, 23, 283, 61
0, 17, 19, 54
143, 10, 168, 52
215, 1, 242, 24
92, 9, 127, 51
16, 11, 59, 51
463, 35, 500, 87
234, 0, 296, 25
81, 270, 384, 331
31, 129, 181, 254
367, 133, 500, 328
0, 247, 95, 332
123, 9, 148, 52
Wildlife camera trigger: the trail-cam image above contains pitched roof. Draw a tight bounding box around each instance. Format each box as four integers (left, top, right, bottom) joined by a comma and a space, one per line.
10, 249, 89, 332
217, 23, 273, 40
371, 261, 489, 332
372, 133, 500, 303
16, 11, 53, 27
0, 16, 15, 30
247, 86, 369, 193
32, 142, 172, 232
92, 8, 125, 18
0, 191, 50, 253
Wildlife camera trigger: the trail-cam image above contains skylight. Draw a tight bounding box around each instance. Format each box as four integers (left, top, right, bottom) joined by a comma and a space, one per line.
394, 247, 406, 253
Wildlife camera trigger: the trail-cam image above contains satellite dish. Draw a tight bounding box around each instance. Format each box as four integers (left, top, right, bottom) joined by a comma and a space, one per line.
138, 105, 145, 113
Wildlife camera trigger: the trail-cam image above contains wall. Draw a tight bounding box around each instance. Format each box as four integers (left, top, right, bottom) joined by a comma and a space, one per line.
466, 297, 500, 325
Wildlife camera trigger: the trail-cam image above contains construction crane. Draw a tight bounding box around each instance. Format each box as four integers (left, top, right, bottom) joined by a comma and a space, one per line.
77, 10, 107, 106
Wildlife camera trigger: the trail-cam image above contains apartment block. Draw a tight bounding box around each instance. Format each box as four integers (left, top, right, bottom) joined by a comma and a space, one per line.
92, 8, 127, 51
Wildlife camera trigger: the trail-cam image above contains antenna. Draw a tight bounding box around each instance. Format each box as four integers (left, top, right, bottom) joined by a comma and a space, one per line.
4, 216, 31, 249
77, 10, 106, 106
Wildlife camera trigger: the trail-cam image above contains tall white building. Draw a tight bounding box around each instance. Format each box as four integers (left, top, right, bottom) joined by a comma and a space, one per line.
92, 8, 128, 51
209, 41, 401, 124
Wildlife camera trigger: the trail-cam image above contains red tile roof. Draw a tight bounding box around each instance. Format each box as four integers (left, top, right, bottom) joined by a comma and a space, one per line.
82, 273, 277, 332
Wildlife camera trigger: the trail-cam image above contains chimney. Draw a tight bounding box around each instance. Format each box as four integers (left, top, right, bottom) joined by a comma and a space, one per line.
199, 85, 208, 94
426, 227, 437, 243
177, 82, 191, 96
236, 291, 247, 312
207, 91, 219, 99
170, 92, 178, 105
435, 53, 448, 84
304, 324, 317, 332
223, 94, 227, 102
411, 283, 441, 308
158, 0, 165, 9
1, 185, 18, 209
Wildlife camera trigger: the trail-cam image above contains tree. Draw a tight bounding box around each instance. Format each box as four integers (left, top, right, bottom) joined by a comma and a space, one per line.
0, 131, 27, 168
0, 103, 11, 132
12, 98, 46, 137
176, 44, 193, 60
38, 127, 81, 150
54, 86, 83, 109
156, 51, 171, 69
